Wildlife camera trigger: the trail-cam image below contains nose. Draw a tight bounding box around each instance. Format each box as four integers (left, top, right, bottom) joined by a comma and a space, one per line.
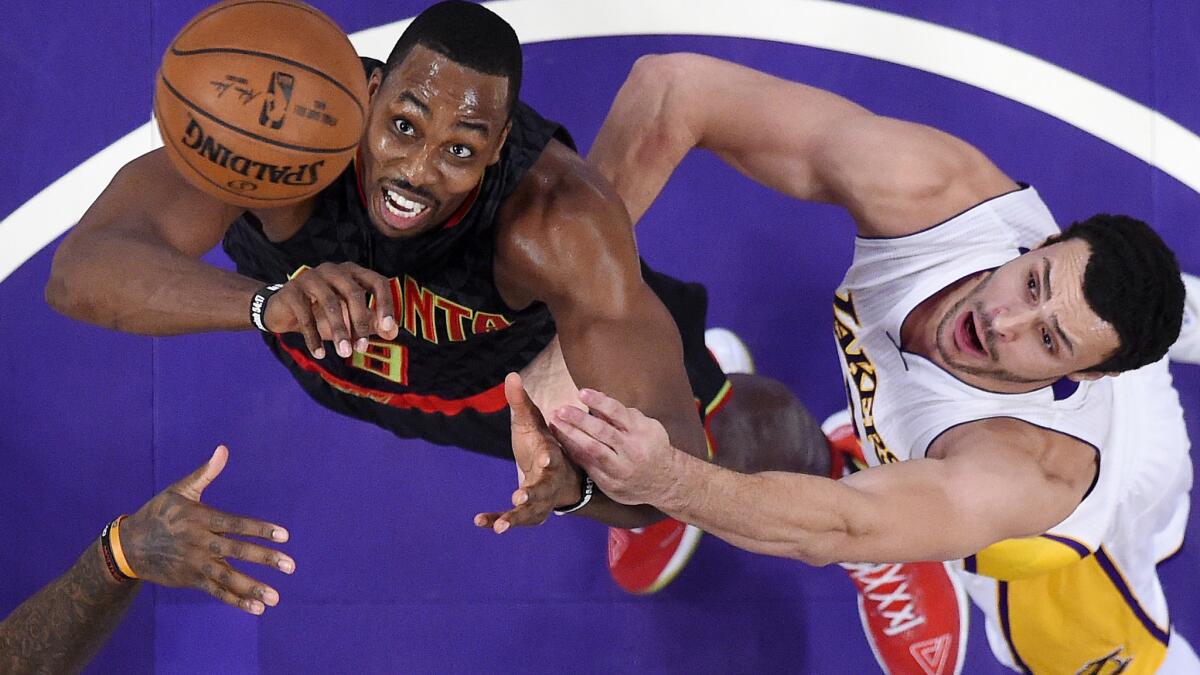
987, 305, 1037, 343
393, 143, 438, 188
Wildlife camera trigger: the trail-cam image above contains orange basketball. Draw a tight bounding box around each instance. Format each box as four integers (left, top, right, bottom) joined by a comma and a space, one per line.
154, 0, 368, 207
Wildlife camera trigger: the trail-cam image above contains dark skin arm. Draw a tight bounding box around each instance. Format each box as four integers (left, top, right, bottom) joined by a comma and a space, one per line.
45, 148, 397, 356
0, 542, 140, 674
0, 446, 294, 673
474, 141, 709, 530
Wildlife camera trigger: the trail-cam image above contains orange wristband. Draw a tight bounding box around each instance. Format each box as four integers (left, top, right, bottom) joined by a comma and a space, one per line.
109, 515, 139, 579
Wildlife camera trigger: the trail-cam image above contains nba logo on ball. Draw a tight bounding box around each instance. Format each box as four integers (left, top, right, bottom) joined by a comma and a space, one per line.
259, 71, 295, 130
153, 0, 367, 208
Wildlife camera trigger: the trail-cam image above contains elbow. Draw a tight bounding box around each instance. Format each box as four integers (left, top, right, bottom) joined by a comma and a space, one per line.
789, 538, 843, 567
45, 238, 98, 322
622, 53, 703, 143
626, 53, 691, 91
44, 250, 81, 318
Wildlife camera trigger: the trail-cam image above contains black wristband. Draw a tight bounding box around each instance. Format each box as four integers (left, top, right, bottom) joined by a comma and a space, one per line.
553, 473, 595, 516
250, 283, 285, 332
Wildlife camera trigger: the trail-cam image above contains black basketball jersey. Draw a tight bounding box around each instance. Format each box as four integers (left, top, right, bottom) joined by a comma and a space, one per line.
222, 60, 728, 458
223, 78, 576, 450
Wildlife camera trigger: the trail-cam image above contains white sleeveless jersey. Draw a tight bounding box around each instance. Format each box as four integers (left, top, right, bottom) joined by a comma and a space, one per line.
832, 186, 1192, 673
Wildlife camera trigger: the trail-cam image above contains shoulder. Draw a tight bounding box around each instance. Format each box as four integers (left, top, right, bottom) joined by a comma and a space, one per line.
494, 140, 636, 308
500, 139, 625, 229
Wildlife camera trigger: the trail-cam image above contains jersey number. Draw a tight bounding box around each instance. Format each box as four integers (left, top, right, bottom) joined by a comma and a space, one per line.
350, 340, 409, 385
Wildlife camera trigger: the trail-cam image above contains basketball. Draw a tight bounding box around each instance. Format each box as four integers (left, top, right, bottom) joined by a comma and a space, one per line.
154, 0, 368, 207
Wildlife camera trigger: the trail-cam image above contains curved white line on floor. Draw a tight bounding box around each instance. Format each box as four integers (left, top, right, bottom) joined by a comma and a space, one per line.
2, 0, 1196, 283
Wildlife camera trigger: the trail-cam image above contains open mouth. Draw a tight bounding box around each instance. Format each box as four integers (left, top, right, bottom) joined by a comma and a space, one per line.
955, 310, 988, 357
377, 185, 432, 231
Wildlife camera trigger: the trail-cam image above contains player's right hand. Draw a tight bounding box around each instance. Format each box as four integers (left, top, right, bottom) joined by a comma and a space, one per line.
119, 445, 295, 616
262, 261, 399, 359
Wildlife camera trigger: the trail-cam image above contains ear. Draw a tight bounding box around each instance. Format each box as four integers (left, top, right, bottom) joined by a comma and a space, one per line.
1067, 370, 1117, 382
367, 67, 384, 101
488, 120, 512, 166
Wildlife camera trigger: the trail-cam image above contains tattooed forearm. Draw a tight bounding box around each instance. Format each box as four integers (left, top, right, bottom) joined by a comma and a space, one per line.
0, 541, 141, 674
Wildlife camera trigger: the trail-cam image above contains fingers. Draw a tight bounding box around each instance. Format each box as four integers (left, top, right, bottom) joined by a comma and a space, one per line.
577, 388, 633, 431
271, 290, 325, 359
550, 411, 617, 473
554, 406, 624, 452
307, 279, 354, 357
347, 265, 398, 340
473, 511, 506, 531
505, 372, 546, 433
171, 445, 230, 501
274, 263, 390, 359
472, 499, 550, 534
207, 534, 296, 575
198, 503, 289, 542
316, 267, 375, 354
198, 562, 278, 616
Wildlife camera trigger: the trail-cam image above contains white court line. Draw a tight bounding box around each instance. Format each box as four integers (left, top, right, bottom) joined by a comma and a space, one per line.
2, 0, 1197, 283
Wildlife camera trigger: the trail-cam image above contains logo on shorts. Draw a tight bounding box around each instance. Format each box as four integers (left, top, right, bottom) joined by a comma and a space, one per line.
259, 71, 295, 130
1075, 646, 1133, 675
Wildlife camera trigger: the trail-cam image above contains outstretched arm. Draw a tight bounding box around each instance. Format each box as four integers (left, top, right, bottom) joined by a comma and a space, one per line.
588, 53, 1016, 237
0, 539, 141, 674
479, 143, 710, 530
0, 446, 294, 673
553, 390, 1095, 565
46, 148, 397, 357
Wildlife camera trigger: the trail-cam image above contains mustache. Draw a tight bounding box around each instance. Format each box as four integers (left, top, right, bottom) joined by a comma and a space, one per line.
383, 179, 439, 206
973, 300, 999, 362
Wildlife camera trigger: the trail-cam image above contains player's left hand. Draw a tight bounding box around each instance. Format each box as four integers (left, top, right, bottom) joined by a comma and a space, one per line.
474, 373, 584, 533
551, 388, 679, 506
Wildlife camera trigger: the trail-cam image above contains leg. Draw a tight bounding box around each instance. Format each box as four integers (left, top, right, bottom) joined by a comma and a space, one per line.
708, 373, 831, 478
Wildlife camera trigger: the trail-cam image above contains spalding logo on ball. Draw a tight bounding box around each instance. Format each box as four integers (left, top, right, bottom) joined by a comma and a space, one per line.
154, 0, 369, 207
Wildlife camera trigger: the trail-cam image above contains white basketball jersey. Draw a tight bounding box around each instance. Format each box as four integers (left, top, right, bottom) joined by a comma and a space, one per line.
831, 186, 1192, 673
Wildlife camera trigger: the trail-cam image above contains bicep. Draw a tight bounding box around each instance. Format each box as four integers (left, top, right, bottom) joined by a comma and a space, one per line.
641, 54, 1015, 236
68, 148, 240, 257
836, 447, 1081, 562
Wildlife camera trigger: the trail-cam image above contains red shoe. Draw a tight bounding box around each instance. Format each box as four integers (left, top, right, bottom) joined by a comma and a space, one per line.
605, 328, 750, 594
608, 519, 703, 594
823, 411, 967, 675
822, 409, 867, 478
841, 561, 968, 675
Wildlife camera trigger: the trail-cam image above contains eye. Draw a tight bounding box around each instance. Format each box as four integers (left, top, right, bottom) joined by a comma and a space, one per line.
1027, 272, 1038, 299
1041, 328, 1054, 352
449, 144, 474, 159
394, 118, 415, 136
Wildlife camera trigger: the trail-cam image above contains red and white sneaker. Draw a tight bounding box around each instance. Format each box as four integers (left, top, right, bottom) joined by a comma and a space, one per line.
824, 411, 968, 675
605, 328, 752, 594
608, 519, 705, 594
842, 561, 968, 675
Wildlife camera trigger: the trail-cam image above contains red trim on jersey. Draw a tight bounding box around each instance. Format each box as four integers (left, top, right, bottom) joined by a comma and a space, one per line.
439, 184, 479, 230
277, 339, 508, 415
353, 151, 480, 231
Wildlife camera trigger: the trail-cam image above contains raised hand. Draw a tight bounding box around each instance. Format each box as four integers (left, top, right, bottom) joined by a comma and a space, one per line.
262, 261, 399, 359
119, 445, 294, 615
552, 388, 680, 506
474, 373, 583, 533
